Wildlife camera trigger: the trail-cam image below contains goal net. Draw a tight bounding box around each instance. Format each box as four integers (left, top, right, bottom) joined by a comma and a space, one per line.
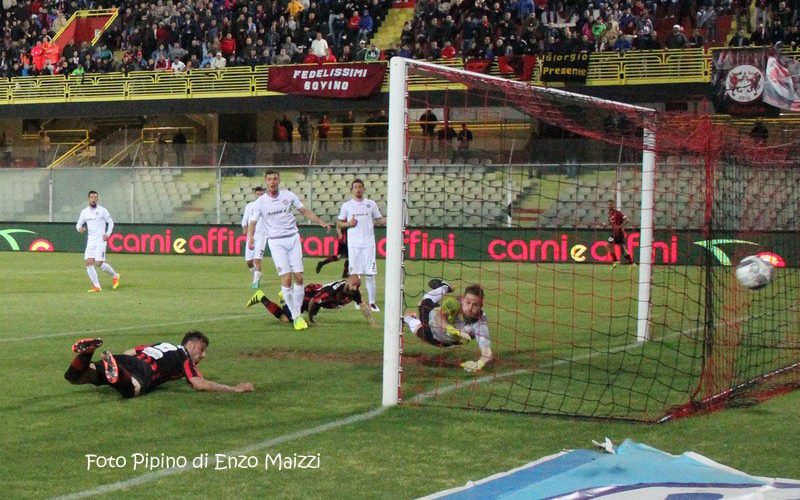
382, 58, 800, 422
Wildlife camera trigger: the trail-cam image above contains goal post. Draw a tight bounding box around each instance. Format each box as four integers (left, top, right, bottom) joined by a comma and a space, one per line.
381, 57, 800, 421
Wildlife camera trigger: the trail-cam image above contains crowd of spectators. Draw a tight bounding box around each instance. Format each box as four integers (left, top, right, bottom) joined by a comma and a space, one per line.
403, 0, 799, 62
0, 0, 797, 79
0, 0, 393, 77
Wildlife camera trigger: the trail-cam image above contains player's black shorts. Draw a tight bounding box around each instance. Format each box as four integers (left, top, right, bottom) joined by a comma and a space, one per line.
610, 232, 625, 244
111, 354, 155, 392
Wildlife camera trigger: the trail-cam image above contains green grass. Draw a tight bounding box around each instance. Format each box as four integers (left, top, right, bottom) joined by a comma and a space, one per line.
1, 252, 799, 499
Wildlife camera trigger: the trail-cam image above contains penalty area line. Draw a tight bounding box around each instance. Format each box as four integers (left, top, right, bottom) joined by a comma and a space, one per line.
52, 407, 388, 500
0, 314, 254, 344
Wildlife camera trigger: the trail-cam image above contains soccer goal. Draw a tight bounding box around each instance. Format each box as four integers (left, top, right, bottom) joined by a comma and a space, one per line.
382, 57, 800, 422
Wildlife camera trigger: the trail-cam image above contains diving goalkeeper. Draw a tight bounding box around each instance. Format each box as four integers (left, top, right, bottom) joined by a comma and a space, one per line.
402, 280, 492, 373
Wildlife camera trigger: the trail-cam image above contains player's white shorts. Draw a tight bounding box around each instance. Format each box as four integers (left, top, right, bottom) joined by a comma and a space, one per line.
245, 233, 267, 261
348, 244, 377, 276
84, 241, 107, 261
268, 233, 304, 275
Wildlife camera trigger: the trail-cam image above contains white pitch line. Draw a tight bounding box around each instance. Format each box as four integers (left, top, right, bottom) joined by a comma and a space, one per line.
0, 314, 254, 344
53, 327, 682, 499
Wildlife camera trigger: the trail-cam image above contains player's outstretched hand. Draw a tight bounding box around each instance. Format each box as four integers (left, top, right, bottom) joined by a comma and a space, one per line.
235, 383, 254, 392
461, 359, 486, 373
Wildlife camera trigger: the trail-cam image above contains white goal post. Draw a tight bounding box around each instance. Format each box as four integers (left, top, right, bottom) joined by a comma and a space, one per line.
381, 57, 657, 407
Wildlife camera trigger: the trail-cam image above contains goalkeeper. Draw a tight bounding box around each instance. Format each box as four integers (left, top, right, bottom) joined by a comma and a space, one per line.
402, 280, 492, 373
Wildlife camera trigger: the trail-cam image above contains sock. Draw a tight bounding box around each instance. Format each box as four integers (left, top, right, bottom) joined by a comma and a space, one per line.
109, 364, 136, 398
64, 351, 93, 381
365, 275, 377, 304
253, 270, 262, 285
292, 284, 305, 320
403, 315, 421, 333
418, 298, 436, 326
100, 262, 116, 276
281, 286, 295, 319
86, 266, 100, 287
423, 286, 448, 305
261, 297, 284, 319
320, 255, 338, 266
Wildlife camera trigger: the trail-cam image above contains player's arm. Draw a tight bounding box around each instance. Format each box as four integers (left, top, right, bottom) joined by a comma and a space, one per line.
359, 301, 377, 327
307, 297, 322, 323
374, 216, 386, 226
336, 217, 350, 231
298, 206, 331, 231
76, 212, 86, 233
189, 376, 254, 393
461, 322, 492, 373
241, 206, 250, 234
103, 211, 114, 241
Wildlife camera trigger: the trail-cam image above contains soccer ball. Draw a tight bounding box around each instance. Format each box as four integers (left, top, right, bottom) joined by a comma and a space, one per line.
735, 255, 774, 290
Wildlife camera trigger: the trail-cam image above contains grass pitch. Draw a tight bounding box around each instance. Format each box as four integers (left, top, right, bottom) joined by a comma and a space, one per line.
1, 252, 798, 499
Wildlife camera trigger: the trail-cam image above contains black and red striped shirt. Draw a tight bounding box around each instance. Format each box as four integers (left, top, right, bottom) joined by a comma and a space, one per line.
304, 280, 363, 319
133, 342, 201, 388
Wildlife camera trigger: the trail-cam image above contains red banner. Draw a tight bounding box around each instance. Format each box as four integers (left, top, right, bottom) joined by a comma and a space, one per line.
267, 63, 386, 98
497, 55, 537, 81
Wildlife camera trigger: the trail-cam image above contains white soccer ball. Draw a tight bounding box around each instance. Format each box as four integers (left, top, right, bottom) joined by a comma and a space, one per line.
735, 255, 774, 290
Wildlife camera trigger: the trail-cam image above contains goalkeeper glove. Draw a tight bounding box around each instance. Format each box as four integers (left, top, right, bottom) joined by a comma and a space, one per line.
461, 359, 486, 373
446, 325, 470, 344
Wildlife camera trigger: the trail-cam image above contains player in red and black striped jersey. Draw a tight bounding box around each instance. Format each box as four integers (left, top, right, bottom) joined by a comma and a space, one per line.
246, 274, 377, 327
64, 331, 254, 398
315, 229, 349, 278
607, 200, 635, 269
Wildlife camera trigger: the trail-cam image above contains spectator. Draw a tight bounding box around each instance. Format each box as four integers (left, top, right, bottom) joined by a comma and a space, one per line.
281, 115, 295, 153
155, 133, 167, 166
355, 40, 368, 60
273, 119, 289, 152
441, 40, 457, 59
729, 29, 751, 47
221, 33, 237, 56
298, 113, 311, 154
364, 43, 380, 61
172, 56, 187, 72
358, 9, 374, 42
453, 123, 473, 163
322, 47, 338, 63
310, 32, 329, 61
688, 28, 705, 48
317, 114, 331, 152
173, 129, 187, 166
750, 23, 771, 46
272, 48, 292, 65
665, 25, 689, 49
211, 52, 227, 69
37, 130, 50, 168
154, 53, 171, 71
341, 110, 355, 151
419, 108, 438, 150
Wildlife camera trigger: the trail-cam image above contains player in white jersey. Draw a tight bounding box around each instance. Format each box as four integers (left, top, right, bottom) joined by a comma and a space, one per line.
247, 169, 331, 331
402, 280, 493, 373
242, 186, 268, 288
337, 178, 385, 312
76, 191, 120, 292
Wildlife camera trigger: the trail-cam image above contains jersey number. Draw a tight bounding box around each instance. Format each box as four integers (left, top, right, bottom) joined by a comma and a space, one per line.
141, 343, 178, 359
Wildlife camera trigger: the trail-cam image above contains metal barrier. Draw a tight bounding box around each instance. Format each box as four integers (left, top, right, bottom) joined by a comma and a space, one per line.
0, 47, 762, 106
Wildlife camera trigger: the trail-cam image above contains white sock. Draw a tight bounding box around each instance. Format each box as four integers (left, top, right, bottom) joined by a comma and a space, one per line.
423, 286, 448, 305
281, 286, 294, 319
100, 262, 117, 277
86, 266, 100, 287
253, 271, 262, 284
403, 316, 421, 333
293, 284, 305, 320
365, 275, 377, 304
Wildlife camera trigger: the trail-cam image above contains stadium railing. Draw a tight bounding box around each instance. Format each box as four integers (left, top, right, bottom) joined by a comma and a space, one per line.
4, 46, 795, 106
